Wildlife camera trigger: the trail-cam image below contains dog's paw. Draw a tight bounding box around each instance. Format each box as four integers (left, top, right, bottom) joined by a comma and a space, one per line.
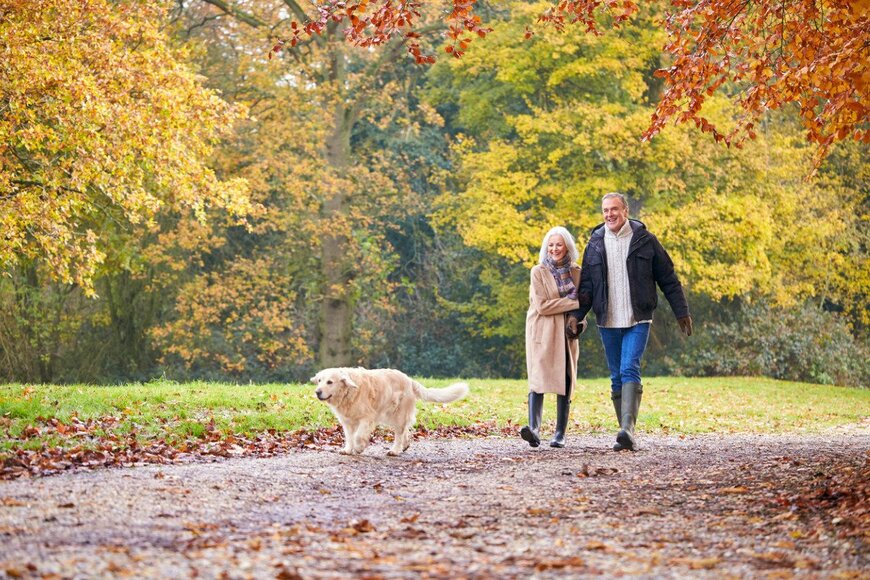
339, 448, 353, 455
386, 449, 403, 456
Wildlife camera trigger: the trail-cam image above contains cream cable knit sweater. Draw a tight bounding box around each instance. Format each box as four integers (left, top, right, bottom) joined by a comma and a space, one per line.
602, 221, 643, 328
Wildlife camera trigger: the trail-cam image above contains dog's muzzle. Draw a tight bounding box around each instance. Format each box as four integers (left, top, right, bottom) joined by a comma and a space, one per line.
315, 390, 331, 401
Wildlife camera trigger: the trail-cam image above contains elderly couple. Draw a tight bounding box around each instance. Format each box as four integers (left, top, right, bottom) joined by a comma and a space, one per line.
521, 192, 693, 452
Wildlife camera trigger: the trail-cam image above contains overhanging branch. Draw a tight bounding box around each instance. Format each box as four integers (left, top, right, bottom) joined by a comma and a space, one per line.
200, 0, 266, 27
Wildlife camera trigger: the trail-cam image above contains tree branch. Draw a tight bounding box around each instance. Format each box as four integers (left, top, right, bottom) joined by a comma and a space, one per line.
364, 21, 444, 79
5, 180, 90, 201
280, 0, 309, 23
199, 0, 265, 27
184, 13, 223, 37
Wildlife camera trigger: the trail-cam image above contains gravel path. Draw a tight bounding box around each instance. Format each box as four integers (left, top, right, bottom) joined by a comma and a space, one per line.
1, 428, 868, 578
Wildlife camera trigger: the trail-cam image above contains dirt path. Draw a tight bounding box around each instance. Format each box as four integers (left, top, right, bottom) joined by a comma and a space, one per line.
1, 428, 868, 578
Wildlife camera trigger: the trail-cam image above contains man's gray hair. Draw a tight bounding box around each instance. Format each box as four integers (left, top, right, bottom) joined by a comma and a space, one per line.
602, 192, 629, 213
538, 226, 580, 265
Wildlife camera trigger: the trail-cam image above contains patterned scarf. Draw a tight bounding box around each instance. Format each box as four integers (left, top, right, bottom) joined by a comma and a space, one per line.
545, 255, 576, 298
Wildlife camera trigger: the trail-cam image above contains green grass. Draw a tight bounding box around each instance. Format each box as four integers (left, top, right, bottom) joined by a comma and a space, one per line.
421, 376, 869, 434
1, 377, 868, 452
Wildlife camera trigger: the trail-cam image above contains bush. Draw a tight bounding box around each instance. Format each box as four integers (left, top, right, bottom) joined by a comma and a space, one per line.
672, 301, 869, 387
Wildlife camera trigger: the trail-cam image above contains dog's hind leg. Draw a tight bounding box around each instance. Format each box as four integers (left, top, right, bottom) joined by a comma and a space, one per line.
402, 426, 413, 451
387, 414, 415, 456
392, 426, 414, 455
387, 428, 407, 456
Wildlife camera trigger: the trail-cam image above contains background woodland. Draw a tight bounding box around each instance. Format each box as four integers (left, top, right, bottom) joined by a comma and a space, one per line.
1, 0, 867, 386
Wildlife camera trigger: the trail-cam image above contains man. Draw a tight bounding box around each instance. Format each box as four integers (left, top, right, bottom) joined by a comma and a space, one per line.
567, 193, 692, 451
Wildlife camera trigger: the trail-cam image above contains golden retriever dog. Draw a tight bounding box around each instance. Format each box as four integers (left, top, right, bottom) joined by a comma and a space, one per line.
311, 367, 469, 456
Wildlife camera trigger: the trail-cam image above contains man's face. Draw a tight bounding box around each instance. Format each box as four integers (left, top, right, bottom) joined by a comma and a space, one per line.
602, 197, 629, 232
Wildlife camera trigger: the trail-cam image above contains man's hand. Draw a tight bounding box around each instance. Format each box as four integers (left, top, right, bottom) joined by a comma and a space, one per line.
566, 316, 580, 340
678, 315, 693, 337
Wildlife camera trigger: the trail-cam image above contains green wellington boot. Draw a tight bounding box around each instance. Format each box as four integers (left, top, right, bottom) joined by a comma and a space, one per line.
615, 382, 643, 451
520, 392, 544, 447
611, 392, 624, 451
549, 395, 571, 448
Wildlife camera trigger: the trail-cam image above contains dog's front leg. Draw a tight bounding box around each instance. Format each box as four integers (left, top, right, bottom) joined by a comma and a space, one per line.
339, 420, 358, 454
352, 421, 374, 454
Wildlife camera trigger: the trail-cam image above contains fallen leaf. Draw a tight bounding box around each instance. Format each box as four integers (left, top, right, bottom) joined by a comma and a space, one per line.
585, 541, 610, 551
670, 556, 721, 569
535, 556, 585, 571
350, 519, 374, 533
275, 567, 303, 580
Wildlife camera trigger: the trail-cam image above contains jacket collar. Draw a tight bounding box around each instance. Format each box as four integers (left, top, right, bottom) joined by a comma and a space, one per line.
627, 220, 650, 254
591, 219, 647, 240
590, 219, 649, 255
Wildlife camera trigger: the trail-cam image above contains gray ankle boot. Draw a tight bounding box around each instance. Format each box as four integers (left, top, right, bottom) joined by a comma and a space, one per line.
550, 395, 570, 448
520, 392, 544, 447
616, 382, 643, 451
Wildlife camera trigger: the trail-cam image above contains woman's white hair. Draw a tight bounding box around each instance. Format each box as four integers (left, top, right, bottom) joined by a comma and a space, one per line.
538, 226, 579, 265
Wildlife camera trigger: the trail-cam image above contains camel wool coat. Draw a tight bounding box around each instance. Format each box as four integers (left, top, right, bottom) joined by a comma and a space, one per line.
525, 263, 582, 399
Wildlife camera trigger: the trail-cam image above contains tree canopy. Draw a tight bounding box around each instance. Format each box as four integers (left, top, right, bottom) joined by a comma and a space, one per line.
0, 0, 252, 294
427, 0, 868, 339
270, 0, 869, 162
0, 0, 866, 385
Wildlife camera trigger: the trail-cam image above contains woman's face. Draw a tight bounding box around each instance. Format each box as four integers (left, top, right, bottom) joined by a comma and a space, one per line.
547, 234, 567, 261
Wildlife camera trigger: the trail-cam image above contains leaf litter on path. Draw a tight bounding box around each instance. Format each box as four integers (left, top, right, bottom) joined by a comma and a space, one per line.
0, 429, 867, 578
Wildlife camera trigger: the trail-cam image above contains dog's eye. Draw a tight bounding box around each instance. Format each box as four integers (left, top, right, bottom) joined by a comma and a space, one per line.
326, 380, 333, 385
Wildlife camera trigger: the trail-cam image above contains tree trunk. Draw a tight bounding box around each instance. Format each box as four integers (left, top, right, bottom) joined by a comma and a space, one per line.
103, 270, 153, 377
16, 265, 48, 382
318, 38, 356, 368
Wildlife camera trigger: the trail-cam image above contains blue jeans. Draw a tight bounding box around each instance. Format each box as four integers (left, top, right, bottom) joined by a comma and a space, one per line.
599, 323, 651, 396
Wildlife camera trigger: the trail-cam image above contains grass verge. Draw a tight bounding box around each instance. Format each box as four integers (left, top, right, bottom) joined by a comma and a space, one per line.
0, 376, 866, 477
2, 376, 867, 448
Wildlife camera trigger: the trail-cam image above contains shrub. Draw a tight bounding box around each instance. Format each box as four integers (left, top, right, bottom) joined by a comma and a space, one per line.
672, 301, 869, 387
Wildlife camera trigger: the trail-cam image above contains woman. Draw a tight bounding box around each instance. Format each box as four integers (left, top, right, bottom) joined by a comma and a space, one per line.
521, 226, 587, 448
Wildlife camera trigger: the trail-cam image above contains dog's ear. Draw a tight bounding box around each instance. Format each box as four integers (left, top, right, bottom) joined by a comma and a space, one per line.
339, 372, 359, 388
309, 374, 319, 385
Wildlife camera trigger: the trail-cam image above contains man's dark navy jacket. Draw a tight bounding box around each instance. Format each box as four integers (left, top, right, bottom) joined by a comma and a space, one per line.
571, 219, 689, 326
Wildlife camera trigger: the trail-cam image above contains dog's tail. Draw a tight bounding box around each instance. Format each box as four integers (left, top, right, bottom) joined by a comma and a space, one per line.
412, 381, 469, 404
